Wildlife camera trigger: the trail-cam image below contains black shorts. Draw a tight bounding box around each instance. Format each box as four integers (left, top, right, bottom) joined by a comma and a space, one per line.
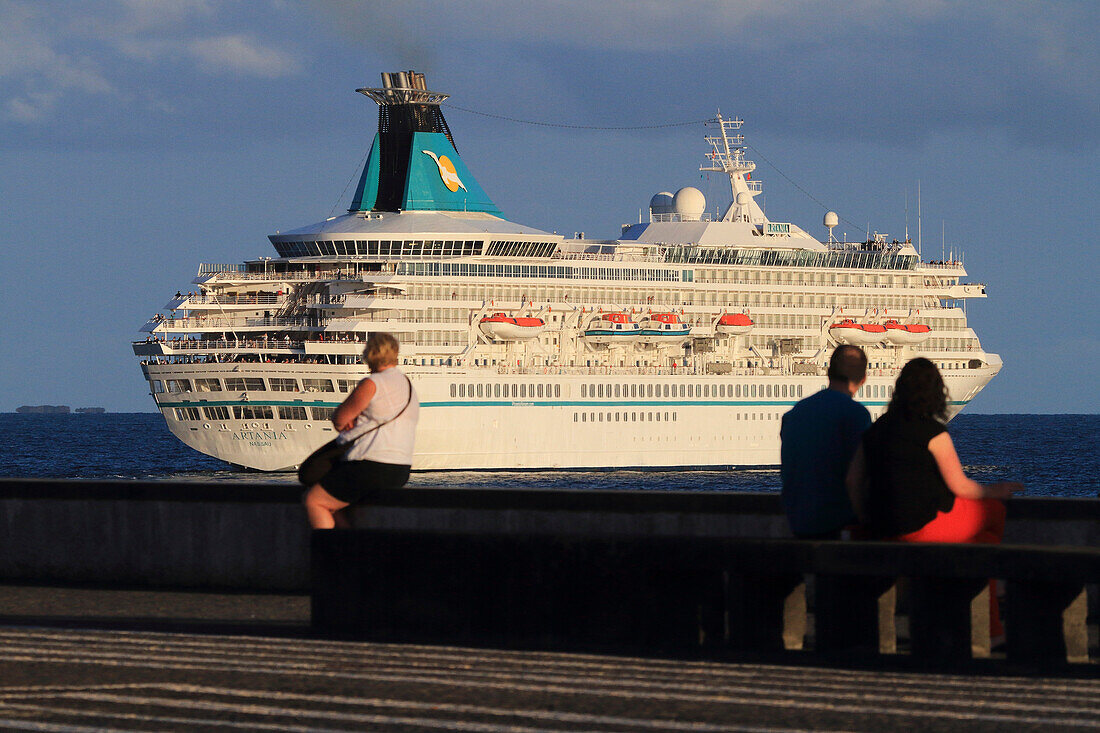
319, 459, 411, 505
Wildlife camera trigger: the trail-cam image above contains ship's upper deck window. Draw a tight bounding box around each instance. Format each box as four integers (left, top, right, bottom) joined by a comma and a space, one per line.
194, 378, 221, 392
166, 379, 192, 393
272, 239, 484, 259
663, 246, 918, 271
398, 261, 679, 283
484, 240, 558, 258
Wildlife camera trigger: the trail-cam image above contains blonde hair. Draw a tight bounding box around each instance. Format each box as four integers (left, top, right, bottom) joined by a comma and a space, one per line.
363, 333, 399, 370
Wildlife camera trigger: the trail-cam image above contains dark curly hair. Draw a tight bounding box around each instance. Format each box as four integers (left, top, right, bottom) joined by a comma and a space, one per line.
888, 357, 949, 422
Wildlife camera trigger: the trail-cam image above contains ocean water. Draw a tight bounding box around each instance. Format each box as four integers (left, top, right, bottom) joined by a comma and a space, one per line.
0, 413, 1096, 498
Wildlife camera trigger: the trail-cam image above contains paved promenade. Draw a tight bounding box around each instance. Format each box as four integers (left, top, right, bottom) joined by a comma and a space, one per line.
0, 586, 1097, 732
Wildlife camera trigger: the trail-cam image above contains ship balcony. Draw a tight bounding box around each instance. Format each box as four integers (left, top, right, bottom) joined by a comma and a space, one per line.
942, 283, 987, 298
196, 266, 366, 283
132, 338, 305, 357
144, 316, 313, 333
166, 294, 288, 311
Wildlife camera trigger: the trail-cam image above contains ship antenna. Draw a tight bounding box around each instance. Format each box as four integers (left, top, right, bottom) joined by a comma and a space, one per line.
904, 187, 909, 242
917, 180, 923, 258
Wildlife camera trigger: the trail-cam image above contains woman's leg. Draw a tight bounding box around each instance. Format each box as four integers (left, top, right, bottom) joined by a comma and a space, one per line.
302, 484, 350, 529
898, 497, 1007, 637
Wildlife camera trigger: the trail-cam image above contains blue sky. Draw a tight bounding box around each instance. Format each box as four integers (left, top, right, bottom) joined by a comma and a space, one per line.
1, 0, 1096, 413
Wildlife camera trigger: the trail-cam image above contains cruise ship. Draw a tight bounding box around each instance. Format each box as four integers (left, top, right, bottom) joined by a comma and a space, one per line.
134, 70, 999, 471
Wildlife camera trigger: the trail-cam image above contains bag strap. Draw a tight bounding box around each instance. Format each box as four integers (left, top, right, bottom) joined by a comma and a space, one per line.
345, 374, 413, 445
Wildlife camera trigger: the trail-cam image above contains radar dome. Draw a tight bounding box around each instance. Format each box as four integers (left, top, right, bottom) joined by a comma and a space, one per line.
649, 192, 674, 215
673, 187, 706, 220
824, 211, 839, 228
736, 192, 751, 206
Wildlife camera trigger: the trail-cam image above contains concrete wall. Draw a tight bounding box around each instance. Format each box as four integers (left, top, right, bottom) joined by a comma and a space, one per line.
0, 479, 1096, 592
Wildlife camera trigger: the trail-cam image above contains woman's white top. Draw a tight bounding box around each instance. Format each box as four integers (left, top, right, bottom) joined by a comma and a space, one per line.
339, 367, 419, 465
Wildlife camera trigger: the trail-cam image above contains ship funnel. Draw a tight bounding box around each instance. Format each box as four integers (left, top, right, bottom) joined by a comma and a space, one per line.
350, 70, 500, 215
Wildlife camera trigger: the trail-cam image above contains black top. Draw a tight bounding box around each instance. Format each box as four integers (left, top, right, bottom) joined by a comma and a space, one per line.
862, 412, 954, 537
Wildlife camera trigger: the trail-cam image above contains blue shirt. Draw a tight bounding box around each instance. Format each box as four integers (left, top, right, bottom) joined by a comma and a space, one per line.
780, 388, 871, 536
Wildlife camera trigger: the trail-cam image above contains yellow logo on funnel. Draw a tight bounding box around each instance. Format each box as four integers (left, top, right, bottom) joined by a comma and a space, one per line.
422, 150, 467, 192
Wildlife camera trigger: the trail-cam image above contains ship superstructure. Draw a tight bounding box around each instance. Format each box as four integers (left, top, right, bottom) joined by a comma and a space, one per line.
134, 71, 999, 471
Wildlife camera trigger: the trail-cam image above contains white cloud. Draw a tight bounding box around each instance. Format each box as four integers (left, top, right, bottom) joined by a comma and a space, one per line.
188, 34, 299, 78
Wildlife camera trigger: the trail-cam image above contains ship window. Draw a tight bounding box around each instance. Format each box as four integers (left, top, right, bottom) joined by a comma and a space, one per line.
590, 412, 595, 422
672, 412, 677, 421
704, 385, 710, 398
310, 406, 335, 421
766, 385, 772, 398
799, 385, 804, 397
203, 406, 230, 420
574, 413, 578, 422
597, 384, 604, 398
554, 384, 560, 398
751, 384, 757, 398
234, 405, 274, 420
581, 412, 586, 422
735, 385, 741, 398
225, 377, 265, 391
278, 406, 308, 420
303, 379, 334, 393
598, 413, 603, 422
459, 384, 466, 398
476, 384, 483, 398
194, 379, 222, 392
174, 407, 202, 421
495, 384, 501, 398
648, 412, 654, 421
337, 379, 358, 393
167, 379, 192, 393
519, 384, 527, 398
581, 384, 587, 398
537, 384, 544, 398
614, 384, 621, 398
270, 378, 298, 392
502, 384, 510, 398
450, 384, 456, 398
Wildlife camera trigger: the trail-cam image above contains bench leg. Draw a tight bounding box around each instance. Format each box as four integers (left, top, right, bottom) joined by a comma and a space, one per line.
815, 575, 897, 654
726, 572, 806, 651
1005, 582, 1089, 665
908, 577, 990, 661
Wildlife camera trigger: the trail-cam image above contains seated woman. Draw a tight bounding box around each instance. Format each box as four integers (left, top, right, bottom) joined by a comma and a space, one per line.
846, 357, 1021, 637
302, 333, 419, 529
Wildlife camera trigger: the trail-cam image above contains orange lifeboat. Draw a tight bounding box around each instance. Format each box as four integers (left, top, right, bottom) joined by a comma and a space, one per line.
478, 312, 546, 340
883, 319, 932, 345
716, 313, 754, 335
829, 319, 887, 346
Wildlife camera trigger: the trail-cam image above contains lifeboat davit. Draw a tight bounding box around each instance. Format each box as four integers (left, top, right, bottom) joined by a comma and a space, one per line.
829, 319, 887, 346
583, 312, 641, 343
479, 312, 545, 340
716, 313, 754, 335
883, 319, 932, 345
638, 312, 691, 344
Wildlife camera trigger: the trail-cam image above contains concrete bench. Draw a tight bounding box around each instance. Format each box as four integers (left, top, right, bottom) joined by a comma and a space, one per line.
311, 530, 1098, 666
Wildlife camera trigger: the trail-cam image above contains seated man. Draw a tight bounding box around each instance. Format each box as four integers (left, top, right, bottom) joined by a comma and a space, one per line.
780, 345, 871, 539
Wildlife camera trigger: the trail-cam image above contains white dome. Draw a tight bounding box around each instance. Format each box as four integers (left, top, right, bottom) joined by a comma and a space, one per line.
824, 211, 839, 228
649, 191, 674, 215
673, 187, 706, 220
735, 191, 751, 206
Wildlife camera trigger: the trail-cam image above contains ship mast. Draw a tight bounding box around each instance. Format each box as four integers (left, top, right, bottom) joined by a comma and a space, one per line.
700, 113, 764, 224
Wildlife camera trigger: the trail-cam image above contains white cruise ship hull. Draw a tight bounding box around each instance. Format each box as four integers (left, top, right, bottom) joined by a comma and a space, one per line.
148, 366, 998, 472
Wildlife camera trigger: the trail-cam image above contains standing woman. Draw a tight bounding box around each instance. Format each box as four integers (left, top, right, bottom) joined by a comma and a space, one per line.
303, 333, 419, 529
846, 357, 1021, 636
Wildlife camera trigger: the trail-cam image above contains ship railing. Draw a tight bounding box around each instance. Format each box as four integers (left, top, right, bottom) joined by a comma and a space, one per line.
183, 295, 285, 306
152, 338, 306, 351
646, 213, 715, 223
550, 252, 665, 262
153, 316, 309, 329
198, 268, 365, 282
918, 262, 965, 270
